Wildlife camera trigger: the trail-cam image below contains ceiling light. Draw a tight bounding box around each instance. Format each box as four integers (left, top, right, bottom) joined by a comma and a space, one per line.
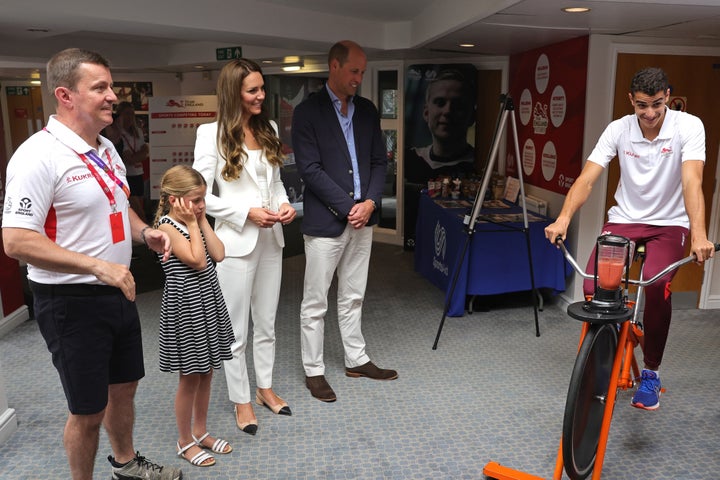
262, 60, 273, 64
193, 65, 205, 69
30, 80, 41, 85
562, 7, 591, 13
458, 43, 475, 48
282, 61, 304, 72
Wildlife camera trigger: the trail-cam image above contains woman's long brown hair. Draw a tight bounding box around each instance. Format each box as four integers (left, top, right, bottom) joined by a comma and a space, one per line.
215, 58, 284, 181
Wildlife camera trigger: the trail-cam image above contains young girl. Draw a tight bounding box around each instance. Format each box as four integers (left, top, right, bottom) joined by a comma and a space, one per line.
154, 165, 235, 467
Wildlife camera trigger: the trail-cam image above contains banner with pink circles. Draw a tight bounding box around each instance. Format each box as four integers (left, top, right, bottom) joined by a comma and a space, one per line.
506, 36, 588, 195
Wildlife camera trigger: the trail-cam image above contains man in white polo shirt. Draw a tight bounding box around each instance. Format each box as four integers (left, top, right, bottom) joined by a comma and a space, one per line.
2, 48, 179, 480
544, 67, 714, 411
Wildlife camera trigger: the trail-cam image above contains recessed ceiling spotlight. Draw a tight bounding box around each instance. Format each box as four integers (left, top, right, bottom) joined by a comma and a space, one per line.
562, 7, 591, 13
193, 65, 205, 69
262, 60, 273, 64
458, 43, 475, 48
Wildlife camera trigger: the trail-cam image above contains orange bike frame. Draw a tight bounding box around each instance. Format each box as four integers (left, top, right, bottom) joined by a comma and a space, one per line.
484, 319, 638, 480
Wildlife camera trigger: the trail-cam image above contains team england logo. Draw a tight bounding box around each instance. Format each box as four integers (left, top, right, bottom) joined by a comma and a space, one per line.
434, 221, 446, 259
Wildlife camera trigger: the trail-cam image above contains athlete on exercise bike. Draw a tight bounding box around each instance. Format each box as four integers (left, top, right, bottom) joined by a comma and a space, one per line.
544, 67, 714, 411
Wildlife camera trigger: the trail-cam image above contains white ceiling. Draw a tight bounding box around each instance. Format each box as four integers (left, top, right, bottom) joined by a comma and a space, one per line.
1, 0, 720, 80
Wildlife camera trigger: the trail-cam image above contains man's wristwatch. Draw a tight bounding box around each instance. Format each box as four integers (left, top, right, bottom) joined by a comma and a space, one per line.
368, 199, 377, 211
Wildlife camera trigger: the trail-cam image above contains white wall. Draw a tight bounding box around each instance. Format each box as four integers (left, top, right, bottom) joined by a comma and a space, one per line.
701, 147, 720, 308
178, 70, 218, 96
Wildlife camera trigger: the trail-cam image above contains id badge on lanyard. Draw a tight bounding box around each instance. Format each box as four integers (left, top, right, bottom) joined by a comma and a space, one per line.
78, 150, 130, 244
42, 127, 131, 244
109, 211, 125, 243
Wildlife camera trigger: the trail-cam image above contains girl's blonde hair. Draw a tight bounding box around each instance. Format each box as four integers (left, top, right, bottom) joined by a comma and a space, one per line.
216, 58, 284, 181
153, 165, 207, 227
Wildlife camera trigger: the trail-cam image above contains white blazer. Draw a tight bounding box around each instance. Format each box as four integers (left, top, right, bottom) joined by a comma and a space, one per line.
193, 121, 289, 257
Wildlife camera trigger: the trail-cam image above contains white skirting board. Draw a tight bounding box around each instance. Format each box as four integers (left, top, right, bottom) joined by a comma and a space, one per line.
0, 408, 18, 444
701, 294, 720, 310
0, 305, 29, 339
0, 345, 19, 444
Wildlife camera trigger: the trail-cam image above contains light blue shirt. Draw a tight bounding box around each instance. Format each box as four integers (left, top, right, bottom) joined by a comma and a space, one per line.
327, 84, 361, 200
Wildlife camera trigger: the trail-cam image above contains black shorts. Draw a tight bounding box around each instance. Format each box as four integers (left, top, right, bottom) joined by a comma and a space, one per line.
127, 175, 144, 196
31, 282, 145, 415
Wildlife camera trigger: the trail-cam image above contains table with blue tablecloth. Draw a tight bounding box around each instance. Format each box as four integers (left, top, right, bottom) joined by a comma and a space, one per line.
414, 193, 569, 317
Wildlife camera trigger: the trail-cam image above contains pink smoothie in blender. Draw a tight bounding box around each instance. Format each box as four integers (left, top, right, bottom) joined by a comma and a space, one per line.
597, 241, 629, 290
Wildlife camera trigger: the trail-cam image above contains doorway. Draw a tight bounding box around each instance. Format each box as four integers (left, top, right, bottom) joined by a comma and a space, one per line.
4, 85, 45, 153
607, 54, 720, 304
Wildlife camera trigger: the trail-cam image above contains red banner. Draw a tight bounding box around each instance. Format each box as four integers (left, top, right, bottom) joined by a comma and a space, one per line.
506, 36, 588, 195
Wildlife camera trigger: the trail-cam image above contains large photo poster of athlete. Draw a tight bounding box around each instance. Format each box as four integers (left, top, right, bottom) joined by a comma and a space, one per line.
403, 63, 478, 250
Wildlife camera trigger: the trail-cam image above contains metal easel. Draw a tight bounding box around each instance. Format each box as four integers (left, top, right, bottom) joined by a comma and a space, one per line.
432, 94, 540, 350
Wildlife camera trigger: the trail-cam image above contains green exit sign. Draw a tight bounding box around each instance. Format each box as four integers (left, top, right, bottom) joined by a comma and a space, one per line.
216, 46, 243, 61
6, 86, 30, 96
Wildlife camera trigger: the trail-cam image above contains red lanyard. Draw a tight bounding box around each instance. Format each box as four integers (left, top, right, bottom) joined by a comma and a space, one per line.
42, 126, 131, 203
77, 150, 131, 212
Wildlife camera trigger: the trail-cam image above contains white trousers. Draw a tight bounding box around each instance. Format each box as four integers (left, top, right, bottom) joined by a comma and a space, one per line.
217, 229, 282, 404
300, 223, 372, 376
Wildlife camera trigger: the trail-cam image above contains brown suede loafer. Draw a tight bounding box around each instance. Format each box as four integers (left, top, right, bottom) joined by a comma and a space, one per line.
305, 375, 337, 402
345, 361, 398, 380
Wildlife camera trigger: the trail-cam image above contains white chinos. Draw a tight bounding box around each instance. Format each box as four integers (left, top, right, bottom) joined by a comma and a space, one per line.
300, 223, 373, 376
217, 228, 282, 404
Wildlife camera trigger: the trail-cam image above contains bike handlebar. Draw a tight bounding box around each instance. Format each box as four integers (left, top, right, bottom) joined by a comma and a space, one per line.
554, 237, 720, 288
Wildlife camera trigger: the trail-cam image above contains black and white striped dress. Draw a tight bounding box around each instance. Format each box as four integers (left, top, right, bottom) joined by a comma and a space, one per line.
157, 216, 233, 374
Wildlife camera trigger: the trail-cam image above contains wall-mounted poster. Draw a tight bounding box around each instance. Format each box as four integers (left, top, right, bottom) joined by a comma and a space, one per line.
403, 63, 478, 250
148, 96, 218, 200
113, 82, 153, 111
506, 36, 588, 195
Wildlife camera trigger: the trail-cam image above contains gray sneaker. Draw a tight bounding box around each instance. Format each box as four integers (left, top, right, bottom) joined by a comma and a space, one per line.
109, 452, 182, 480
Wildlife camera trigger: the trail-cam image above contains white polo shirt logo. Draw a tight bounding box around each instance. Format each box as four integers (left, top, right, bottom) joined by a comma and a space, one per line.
11, 196, 33, 217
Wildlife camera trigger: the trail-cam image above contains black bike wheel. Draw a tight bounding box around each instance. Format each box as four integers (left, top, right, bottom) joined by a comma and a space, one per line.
562, 323, 617, 480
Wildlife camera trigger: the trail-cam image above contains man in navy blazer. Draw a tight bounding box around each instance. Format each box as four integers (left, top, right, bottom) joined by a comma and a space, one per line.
292, 40, 398, 402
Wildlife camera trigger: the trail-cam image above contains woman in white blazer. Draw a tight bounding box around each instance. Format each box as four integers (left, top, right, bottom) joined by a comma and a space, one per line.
193, 59, 296, 435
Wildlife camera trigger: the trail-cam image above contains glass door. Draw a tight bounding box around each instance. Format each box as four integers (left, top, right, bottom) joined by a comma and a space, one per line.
369, 63, 403, 246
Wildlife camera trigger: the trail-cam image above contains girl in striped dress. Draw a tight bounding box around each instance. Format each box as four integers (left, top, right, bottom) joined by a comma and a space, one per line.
153, 165, 234, 467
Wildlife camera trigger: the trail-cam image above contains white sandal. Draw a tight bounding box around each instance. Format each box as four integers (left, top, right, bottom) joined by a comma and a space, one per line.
193, 432, 233, 454
177, 441, 215, 467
